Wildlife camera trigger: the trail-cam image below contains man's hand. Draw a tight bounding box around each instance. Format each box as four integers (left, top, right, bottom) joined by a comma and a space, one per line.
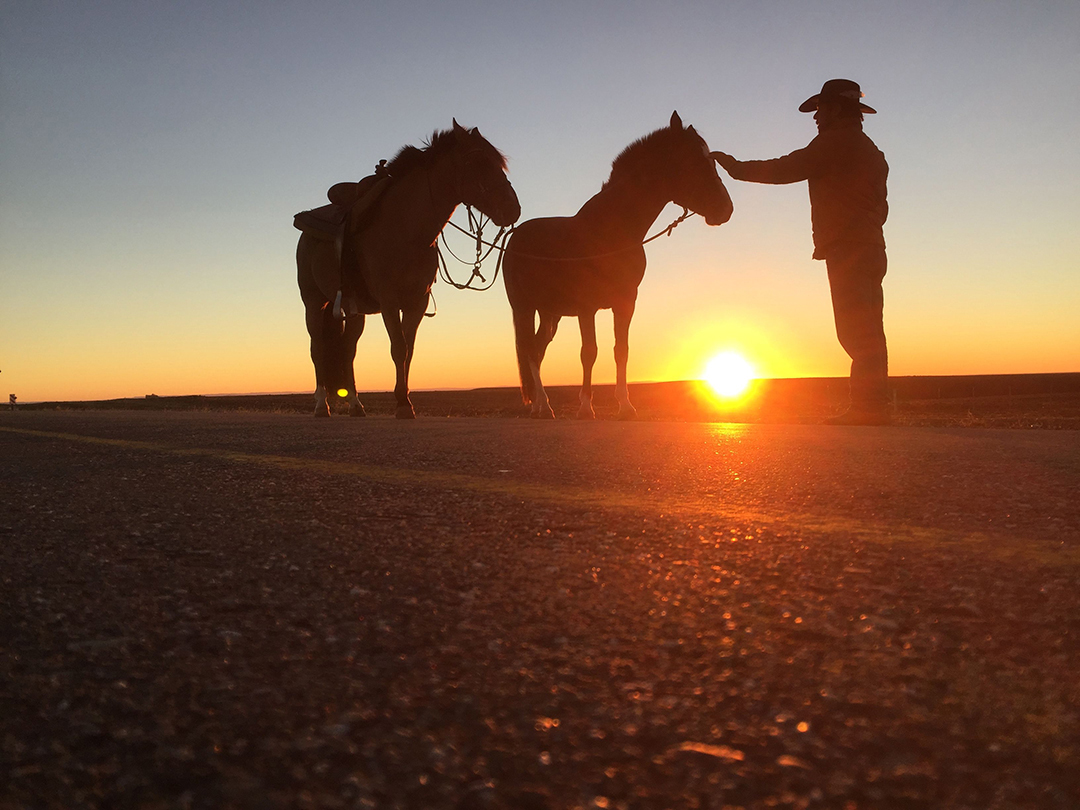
710, 151, 738, 173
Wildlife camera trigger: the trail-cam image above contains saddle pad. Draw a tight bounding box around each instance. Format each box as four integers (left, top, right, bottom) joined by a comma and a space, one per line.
293, 203, 346, 237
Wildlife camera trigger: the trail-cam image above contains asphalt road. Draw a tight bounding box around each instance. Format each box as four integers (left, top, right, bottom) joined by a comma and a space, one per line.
2, 411, 1078, 809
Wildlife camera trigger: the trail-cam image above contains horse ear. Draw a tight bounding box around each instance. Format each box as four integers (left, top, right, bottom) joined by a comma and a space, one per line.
453, 119, 470, 142
670, 111, 683, 130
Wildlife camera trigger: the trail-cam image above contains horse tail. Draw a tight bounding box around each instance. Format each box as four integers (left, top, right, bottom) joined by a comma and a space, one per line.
511, 307, 537, 405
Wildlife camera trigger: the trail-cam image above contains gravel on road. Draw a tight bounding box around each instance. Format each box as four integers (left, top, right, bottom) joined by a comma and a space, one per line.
2, 412, 1078, 809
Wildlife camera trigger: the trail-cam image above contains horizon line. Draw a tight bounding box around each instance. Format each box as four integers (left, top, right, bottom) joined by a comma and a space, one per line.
10, 370, 1080, 406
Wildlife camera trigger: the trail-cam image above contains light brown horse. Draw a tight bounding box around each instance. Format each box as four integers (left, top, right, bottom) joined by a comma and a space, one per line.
297, 122, 520, 418
503, 112, 733, 419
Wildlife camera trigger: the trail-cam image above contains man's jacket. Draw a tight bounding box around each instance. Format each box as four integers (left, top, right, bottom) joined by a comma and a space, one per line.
726, 122, 888, 260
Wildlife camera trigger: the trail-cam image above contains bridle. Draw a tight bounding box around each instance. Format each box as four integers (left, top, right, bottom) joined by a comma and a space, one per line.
426, 146, 516, 292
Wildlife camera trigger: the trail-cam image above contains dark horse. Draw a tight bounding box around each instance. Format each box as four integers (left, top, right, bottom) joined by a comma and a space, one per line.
297, 121, 520, 418
503, 112, 733, 419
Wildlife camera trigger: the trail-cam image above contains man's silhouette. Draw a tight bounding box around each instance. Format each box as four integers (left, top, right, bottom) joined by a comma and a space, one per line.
713, 79, 890, 425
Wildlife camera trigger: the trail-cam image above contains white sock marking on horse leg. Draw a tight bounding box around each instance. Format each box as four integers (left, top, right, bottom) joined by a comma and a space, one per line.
578, 388, 595, 420
615, 382, 636, 417
314, 386, 330, 416
346, 390, 365, 416
529, 362, 551, 417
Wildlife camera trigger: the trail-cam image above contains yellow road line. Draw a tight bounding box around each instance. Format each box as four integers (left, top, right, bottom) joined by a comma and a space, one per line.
3, 425, 1074, 565
3, 424, 638, 505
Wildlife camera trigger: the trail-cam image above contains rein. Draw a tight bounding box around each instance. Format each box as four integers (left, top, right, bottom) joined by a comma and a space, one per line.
436, 207, 511, 291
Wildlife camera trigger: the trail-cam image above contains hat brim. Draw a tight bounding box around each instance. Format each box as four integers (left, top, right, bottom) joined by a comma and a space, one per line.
799, 93, 876, 114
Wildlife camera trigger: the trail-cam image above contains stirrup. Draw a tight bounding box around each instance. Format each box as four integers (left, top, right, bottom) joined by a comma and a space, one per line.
333, 290, 360, 320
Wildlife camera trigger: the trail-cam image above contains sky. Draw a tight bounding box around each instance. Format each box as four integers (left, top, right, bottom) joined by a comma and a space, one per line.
2, 0, 1078, 402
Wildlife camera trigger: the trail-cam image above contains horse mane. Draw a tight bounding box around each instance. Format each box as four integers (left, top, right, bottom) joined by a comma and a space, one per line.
384, 128, 508, 179
604, 126, 688, 188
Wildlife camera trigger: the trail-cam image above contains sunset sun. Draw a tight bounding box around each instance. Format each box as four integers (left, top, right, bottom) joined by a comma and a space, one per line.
703, 350, 756, 398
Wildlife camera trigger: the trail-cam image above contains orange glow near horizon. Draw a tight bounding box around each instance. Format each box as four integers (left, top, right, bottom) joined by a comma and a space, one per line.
703, 350, 756, 399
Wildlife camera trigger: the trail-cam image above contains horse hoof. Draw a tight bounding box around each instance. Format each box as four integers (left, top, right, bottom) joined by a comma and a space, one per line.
314, 407, 331, 418
349, 404, 366, 417
617, 407, 638, 421
531, 407, 555, 420
395, 405, 416, 420
577, 407, 595, 420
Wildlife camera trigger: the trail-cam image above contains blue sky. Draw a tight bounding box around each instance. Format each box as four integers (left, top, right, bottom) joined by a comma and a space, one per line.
2, 1, 1078, 401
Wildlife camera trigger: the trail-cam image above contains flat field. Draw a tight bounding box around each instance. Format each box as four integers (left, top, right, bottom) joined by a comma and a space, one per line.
16, 373, 1080, 430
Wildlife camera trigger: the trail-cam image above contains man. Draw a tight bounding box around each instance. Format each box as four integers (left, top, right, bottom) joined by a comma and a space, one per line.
713, 79, 890, 425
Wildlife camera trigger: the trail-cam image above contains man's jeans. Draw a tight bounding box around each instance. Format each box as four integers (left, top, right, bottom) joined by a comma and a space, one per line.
825, 242, 889, 411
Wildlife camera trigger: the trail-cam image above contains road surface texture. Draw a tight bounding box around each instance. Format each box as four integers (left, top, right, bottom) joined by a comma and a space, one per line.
2, 411, 1078, 809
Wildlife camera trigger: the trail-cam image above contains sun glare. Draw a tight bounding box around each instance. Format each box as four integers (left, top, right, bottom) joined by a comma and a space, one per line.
704, 351, 756, 398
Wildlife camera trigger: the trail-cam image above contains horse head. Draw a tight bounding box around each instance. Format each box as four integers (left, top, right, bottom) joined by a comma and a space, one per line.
666, 111, 733, 226
452, 120, 522, 227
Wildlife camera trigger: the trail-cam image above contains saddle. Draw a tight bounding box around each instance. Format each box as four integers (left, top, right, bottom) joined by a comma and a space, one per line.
293, 161, 392, 239
294, 162, 392, 316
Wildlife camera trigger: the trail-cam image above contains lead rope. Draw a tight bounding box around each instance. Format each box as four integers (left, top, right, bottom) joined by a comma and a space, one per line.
642, 207, 692, 244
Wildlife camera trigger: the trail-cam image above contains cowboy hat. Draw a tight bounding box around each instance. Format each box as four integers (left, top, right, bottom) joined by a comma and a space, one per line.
799, 79, 877, 114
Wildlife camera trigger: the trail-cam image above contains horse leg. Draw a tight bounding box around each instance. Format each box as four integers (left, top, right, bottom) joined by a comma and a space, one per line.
533, 313, 561, 419
613, 300, 637, 419
536, 313, 561, 363
382, 307, 423, 419
398, 305, 426, 418
577, 311, 598, 420
342, 314, 367, 416
382, 309, 412, 419
306, 303, 336, 417
512, 307, 554, 419
529, 311, 555, 419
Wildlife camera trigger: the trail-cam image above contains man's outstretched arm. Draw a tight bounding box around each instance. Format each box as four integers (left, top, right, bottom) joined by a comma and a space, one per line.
711, 142, 830, 185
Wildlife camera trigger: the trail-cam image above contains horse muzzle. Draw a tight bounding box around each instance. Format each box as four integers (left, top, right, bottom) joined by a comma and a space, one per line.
488, 193, 521, 227
703, 203, 734, 226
